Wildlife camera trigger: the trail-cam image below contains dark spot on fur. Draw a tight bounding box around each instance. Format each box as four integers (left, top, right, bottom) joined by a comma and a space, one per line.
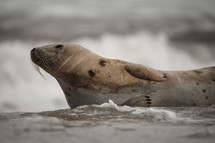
202, 89, 206, 93
212, 80, 215, 84
88, 70, 95, 77
132, 89, 136, 92
146, 101, 151, 105
195, 82, 199, 85
163, 73, 167, 78
99, 59, 107, 67
144, 96, 152, 106
145, 96, 150, 98
194, 70, 203, 74
54, 44, 64, 49
205, 96, 208, 100
193, 103, 197, 106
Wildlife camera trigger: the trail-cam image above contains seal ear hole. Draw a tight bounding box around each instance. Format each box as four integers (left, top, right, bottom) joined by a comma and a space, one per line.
54, 44, 64, 50
88, 70, 95, 77
99, 59, 107, 67
205, 96, 208, 100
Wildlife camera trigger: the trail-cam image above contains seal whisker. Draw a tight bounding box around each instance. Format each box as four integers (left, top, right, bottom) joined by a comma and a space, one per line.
41, 60, 50, 70
58, 34, 73, 43
31, 61, 45, 78
52, 56, 62, 65
45, 56, 60, 67
44, 60, 51, 68
50, 60, 60, 68
44, 60, 52, 70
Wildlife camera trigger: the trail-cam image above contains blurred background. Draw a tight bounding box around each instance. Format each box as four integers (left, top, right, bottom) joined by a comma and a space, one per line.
0, 0, 215, 113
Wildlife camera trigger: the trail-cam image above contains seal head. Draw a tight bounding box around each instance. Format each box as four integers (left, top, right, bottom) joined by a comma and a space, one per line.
31, 44, 89, 77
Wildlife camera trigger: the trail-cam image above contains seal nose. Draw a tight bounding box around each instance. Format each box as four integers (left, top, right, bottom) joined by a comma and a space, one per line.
31, 48, 36, 53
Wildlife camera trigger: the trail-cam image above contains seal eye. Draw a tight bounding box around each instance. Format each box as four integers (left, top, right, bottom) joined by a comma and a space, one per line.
54, 44, 64, 50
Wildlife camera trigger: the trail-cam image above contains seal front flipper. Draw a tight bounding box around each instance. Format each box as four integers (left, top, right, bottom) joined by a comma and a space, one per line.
122, 61, 167, 81
121, 94, 152, 107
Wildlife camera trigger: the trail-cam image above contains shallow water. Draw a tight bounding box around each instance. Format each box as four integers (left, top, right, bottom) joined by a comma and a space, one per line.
1, 101, 215, 143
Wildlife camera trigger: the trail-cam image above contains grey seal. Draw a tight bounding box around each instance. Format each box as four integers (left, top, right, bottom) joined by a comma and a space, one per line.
31, 43, 215, 107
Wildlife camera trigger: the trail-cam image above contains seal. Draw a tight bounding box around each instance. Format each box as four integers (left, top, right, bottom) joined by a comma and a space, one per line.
31, 43, 215, 107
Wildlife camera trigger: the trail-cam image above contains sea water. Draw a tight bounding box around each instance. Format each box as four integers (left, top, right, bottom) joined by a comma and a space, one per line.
0, 100, 215, 143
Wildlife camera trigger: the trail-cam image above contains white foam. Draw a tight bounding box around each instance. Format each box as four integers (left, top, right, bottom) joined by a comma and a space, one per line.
99, 99, 119, 109
95, 100, 178, 122
96, 100, 210, 123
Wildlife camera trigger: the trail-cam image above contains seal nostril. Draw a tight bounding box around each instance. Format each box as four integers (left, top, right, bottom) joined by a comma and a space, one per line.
31, 48, 36, 53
